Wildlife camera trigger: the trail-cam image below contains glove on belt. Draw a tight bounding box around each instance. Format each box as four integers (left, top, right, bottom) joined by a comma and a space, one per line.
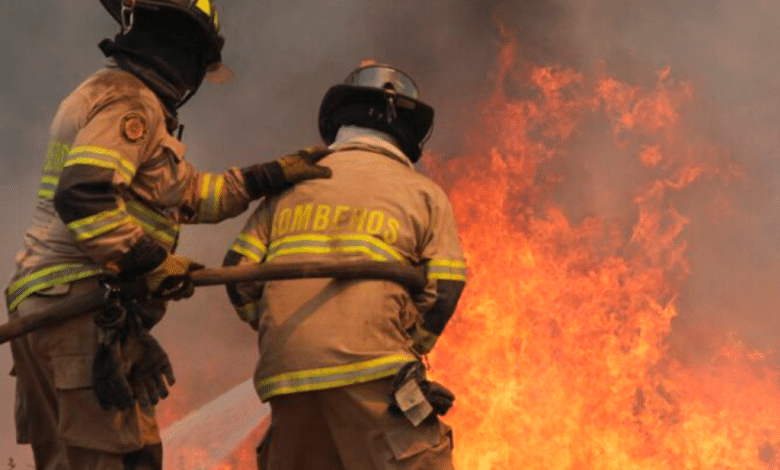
389, 361, 455, 426
92, 288, 175, 410
93, 291, 134, 410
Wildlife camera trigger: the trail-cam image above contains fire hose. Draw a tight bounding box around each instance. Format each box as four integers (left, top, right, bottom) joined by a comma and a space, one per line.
0, 260, 427, 345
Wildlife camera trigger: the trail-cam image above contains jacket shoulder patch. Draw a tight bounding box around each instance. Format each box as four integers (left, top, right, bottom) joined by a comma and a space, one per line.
121, 113, 148, 143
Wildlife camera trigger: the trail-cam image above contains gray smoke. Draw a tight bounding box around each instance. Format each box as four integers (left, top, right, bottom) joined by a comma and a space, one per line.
1, 0, 779, 465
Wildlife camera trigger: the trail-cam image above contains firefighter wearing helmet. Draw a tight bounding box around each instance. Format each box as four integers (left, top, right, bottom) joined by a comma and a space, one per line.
224, 61, 466, 470
5, 1, 330, 468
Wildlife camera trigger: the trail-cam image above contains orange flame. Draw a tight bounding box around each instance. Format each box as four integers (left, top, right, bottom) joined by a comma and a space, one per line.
427, 38, 776, 469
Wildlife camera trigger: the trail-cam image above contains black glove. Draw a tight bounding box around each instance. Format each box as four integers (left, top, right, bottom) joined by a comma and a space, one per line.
93, 299, 134, 410
242, 147, 332, 199
126, 329, 176, 407
389, 361, 456, 421
420, 380, 455, 416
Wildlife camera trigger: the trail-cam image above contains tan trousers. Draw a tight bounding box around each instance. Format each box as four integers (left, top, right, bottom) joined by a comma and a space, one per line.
10, 279, 162, 470
257, 377, 454, 470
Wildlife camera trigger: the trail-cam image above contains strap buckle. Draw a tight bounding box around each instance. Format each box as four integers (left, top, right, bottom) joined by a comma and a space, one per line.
120, 0, 136, 33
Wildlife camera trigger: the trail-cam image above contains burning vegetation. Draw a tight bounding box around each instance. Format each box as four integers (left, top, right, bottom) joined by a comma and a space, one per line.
427, 34, 780, 470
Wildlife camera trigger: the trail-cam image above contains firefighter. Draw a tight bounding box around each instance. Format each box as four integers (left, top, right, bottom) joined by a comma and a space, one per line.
224, 61, 467, 470
5, 1, 331, 469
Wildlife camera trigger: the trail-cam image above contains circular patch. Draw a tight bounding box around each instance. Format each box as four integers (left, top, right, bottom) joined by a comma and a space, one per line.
121, 113, 148, 143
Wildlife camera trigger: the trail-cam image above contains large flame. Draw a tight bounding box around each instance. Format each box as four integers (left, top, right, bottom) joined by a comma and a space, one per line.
427, 37, 779, 469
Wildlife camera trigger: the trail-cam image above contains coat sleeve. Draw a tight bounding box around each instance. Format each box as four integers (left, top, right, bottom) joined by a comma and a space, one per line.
169, 142, 253, 225
53, 96, 168, 274
222, 199, 274, 329
413, 186, 467, 354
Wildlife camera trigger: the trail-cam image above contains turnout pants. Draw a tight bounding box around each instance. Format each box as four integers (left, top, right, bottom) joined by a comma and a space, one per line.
257, 377, 454, 470
10, 279, 162, 470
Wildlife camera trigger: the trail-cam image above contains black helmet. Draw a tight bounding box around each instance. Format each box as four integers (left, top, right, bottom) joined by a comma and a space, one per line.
318, 60, 434, 162
100, 0, 231, 83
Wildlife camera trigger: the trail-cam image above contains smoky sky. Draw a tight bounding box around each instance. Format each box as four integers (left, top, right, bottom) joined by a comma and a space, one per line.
1, 0, 779, 465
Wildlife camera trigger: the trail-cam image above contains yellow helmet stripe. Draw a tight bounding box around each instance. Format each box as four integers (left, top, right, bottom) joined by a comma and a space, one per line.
195, 0, 212, 16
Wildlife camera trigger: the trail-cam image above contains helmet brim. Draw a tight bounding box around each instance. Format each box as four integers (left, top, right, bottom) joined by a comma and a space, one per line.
205, 62, 234, 84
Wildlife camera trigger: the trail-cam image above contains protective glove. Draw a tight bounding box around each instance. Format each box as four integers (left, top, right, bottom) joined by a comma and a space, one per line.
93, 340, 135, 410
145, 254, 204, 300
242, 147, 332, 199
126, 329, 176, 407
389, 361, 456, 422
277, 147, 333, 184
420, 380, 455, 416
93, 299, 134, 410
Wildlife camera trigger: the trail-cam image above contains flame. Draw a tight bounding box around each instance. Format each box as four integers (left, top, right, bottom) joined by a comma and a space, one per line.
427, 38, 778, 470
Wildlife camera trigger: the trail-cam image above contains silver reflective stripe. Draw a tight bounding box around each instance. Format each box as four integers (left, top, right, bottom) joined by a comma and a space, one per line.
230, 234, 266, 263
256, 354, 414, 401
65, 146, 136, 183
37, 173, 60, 200
66, 208, 132, 241
198, 174, 226, 222
266, 234, 403, 263
6, 263, 106, 311
126, 201, 180, 250
427, 259, 467, 282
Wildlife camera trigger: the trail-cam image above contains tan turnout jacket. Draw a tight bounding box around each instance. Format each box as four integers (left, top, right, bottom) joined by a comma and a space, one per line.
6, 67, 252, 311
226, 128, 466, 401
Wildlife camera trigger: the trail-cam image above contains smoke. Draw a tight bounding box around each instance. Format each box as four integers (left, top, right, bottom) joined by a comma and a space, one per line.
1, 0, 779, 464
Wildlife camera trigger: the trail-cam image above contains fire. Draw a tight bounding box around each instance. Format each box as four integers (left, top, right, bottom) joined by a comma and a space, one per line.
427, 38, 778, 470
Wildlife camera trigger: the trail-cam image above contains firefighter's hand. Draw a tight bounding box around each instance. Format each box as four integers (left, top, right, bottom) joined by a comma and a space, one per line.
277, 147, 333, 184
145, 255, 204, 300
242, 147, 332, 199
127, 330, 176, 407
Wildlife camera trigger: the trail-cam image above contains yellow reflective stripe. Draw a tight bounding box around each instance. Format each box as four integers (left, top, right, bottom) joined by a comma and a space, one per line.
41, 175, 59, 184
65, 146, 136, 182
267, 245, 387, 262
428, 272, 467, 281
207, 175, 225, 220
231, 244, 263, 263
38, 189, 54, 199
198, 174, 225, 221
131, 217, 176, 247
427, 258, 467, 282
195, 0, 212, 16
199, 174, 214, 220
6, 264, 105, 311
66, 208, 132, 241
429, 259, 466, 268
268, 233, 403, 262
239, 233, 266, 252
125, 201, 180, 250
8, 263, 81, 295
256, 354, 414, 401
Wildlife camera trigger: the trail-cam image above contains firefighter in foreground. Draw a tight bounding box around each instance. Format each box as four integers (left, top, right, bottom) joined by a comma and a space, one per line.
224, 61, 467, 469
5, 1, 330, 469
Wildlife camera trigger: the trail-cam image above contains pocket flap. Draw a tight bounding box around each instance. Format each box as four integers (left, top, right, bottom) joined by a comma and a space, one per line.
384, 423, 443, 461
52, 354, 94, 390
